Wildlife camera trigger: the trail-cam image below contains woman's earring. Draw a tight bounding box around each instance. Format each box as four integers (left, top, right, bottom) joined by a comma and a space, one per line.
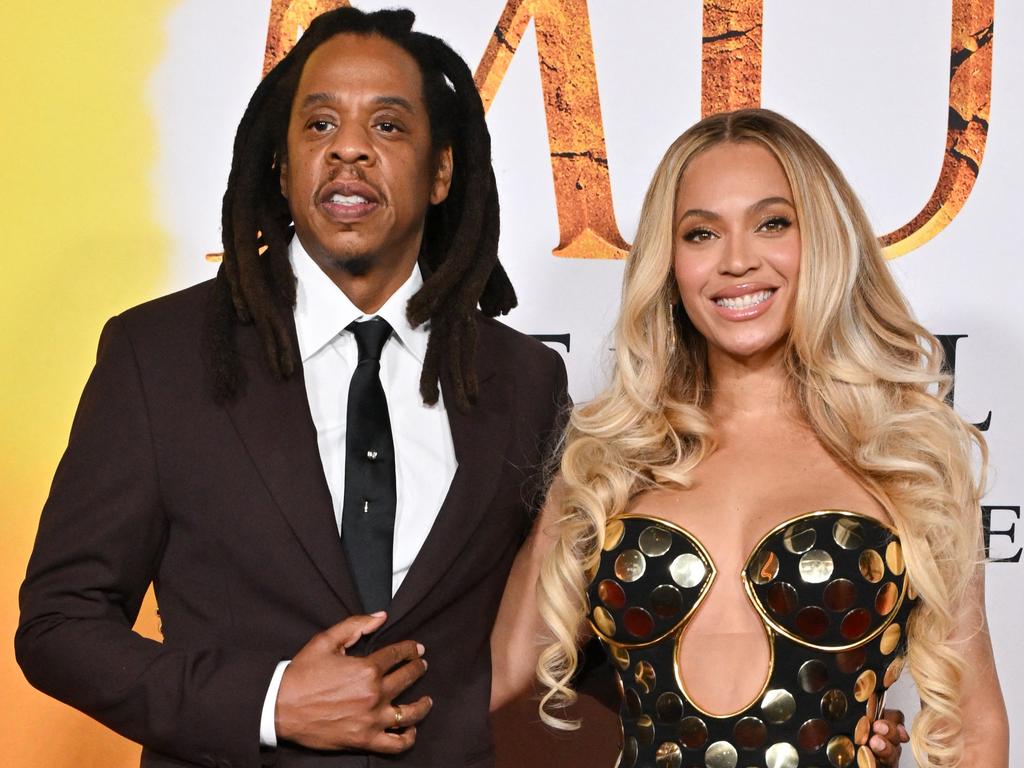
668, 301, 679, 348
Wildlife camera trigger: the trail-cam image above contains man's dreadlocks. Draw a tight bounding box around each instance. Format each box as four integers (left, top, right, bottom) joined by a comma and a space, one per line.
210, 6, 516, 409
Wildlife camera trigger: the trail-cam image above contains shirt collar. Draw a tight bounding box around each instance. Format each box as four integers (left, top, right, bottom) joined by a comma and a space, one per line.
289, 235, 429, 364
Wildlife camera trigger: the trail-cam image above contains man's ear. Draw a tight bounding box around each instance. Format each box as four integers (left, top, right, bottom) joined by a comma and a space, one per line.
278, 155, 289, 199
430, 145, 453, 205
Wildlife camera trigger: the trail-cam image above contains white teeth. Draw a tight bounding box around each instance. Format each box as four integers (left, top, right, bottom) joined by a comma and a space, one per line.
329, 193, 369, 205
715, 289, 774, 310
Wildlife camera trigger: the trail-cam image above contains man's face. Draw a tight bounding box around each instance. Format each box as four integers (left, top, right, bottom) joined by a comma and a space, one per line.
280, 33, 452, 280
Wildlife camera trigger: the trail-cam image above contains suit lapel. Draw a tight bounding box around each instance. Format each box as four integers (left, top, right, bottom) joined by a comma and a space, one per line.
384, 345, 512, 626
223, 324, 363, 615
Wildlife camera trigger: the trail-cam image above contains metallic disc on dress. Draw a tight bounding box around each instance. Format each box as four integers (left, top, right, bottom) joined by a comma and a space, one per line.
599, 579, 627, 610
704, 740, 738, 768
799, 549, 835, 583
651, 584, 684, 619
766, 582, 799, 616
765, 741, 799, 768
884, 655, 906, 687
798, 659, 829, 693
620, 735, 638, 768
615, 550, 647, 582
865, 692, 878, 721
748, 550, 779, 584
858, 550, 884, 583
605, 519, 625, 551
879, 623, 901, 655
610, 644, 631, 670
874, 582, 898, 616
783, 522, 817, 554
655, 741, 683, 768
635, 661, 657, 694
639, 525, 673, 557
795, 606, 829, 639
732, 717, 767, 749
761, 689, 796, 724
840, 608, 872, 641
854, 670, 877, 702
821, 689, 849, 722
826, 735, 856, 767
857, 745, 878, 768
854, 715, 870, 745
679, 716, 708, 749
797, 719, 831, 752
907, 579, 918, 600
823, 579, 858, 613
624, 607, 655, 639
885, 541, 905, 575
636, 714, 655, 746
833, 518, 865, 550
670, 553, 707, 588
625, 687, 643, 717
656, 691, 684, 722
836, 648, 867, 674
593, 606, 616, 636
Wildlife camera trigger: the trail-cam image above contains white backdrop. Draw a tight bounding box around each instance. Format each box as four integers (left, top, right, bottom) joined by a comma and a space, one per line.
150, 2, 1021, 764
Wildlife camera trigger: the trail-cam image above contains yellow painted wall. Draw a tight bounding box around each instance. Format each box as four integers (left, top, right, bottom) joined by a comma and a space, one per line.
0, 4, 176, 765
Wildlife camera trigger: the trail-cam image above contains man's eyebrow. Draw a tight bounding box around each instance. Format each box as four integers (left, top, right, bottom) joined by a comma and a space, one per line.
298, 92, 336, 110
373, 95, 416, 113
297, 93, 417, 113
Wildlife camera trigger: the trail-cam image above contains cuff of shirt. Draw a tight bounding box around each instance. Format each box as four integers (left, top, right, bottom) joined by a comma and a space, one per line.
259, 659, 291, 748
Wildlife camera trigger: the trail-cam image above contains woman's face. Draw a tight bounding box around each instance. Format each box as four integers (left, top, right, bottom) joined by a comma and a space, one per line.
673, 141, 801, 365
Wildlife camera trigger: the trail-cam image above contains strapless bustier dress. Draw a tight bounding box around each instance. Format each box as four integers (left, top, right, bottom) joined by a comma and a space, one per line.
587, 511, 915, 768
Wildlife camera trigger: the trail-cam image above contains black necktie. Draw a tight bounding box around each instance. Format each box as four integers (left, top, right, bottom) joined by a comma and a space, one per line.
341, 317, 396, 613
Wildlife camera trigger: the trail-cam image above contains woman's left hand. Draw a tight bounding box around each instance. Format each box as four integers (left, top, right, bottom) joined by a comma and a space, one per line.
869, 709, 909, 766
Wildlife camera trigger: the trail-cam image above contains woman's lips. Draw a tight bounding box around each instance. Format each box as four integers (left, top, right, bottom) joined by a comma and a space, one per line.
710, 286, 778, 320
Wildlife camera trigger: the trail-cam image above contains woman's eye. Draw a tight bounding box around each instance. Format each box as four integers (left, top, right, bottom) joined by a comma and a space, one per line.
683, 228, 716, 243
308, 119, 334, 133
376, 121, 400, 133
759, 215, 792, 232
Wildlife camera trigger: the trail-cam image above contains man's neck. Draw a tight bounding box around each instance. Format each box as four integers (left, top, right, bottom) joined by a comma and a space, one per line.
325, 263, 417, 314
297, 237, 420, 315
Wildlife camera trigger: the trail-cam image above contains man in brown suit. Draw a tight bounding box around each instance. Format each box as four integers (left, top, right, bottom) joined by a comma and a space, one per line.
16, 8, 566, 767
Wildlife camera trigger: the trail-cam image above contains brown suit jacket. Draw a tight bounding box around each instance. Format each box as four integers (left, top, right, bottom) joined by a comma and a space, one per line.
16, 279, 568, 768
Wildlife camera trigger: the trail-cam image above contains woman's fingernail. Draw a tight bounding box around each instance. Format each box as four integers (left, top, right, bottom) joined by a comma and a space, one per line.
875, 722, 889, 735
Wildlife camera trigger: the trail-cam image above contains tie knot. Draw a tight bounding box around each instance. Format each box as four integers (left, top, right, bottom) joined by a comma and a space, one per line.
347, 317, 392, 362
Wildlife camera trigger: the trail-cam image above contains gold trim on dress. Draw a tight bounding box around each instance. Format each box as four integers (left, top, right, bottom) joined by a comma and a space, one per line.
741, 510, 910, 653
671, 610, 777, 719
588, 513, 718, 649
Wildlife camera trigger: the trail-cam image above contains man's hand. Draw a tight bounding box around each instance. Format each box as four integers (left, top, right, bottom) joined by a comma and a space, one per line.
870, 709, 910, 766
275, 613, 432, 753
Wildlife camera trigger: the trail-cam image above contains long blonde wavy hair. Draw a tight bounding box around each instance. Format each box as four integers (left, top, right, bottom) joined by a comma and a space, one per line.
537, 109, 986, 768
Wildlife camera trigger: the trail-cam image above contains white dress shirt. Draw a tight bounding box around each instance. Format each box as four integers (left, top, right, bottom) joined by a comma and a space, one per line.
260, 236, 457, 746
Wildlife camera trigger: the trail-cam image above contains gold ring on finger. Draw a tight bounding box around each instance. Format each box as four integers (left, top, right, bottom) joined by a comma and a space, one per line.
393, 705, 404, 727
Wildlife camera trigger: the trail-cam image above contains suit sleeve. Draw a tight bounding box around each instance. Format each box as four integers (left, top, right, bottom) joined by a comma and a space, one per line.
529, 344, 571, 520
15, 315, 279, 768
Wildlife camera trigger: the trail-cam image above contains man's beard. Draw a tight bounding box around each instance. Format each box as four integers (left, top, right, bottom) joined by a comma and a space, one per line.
333, 254, 374, 277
